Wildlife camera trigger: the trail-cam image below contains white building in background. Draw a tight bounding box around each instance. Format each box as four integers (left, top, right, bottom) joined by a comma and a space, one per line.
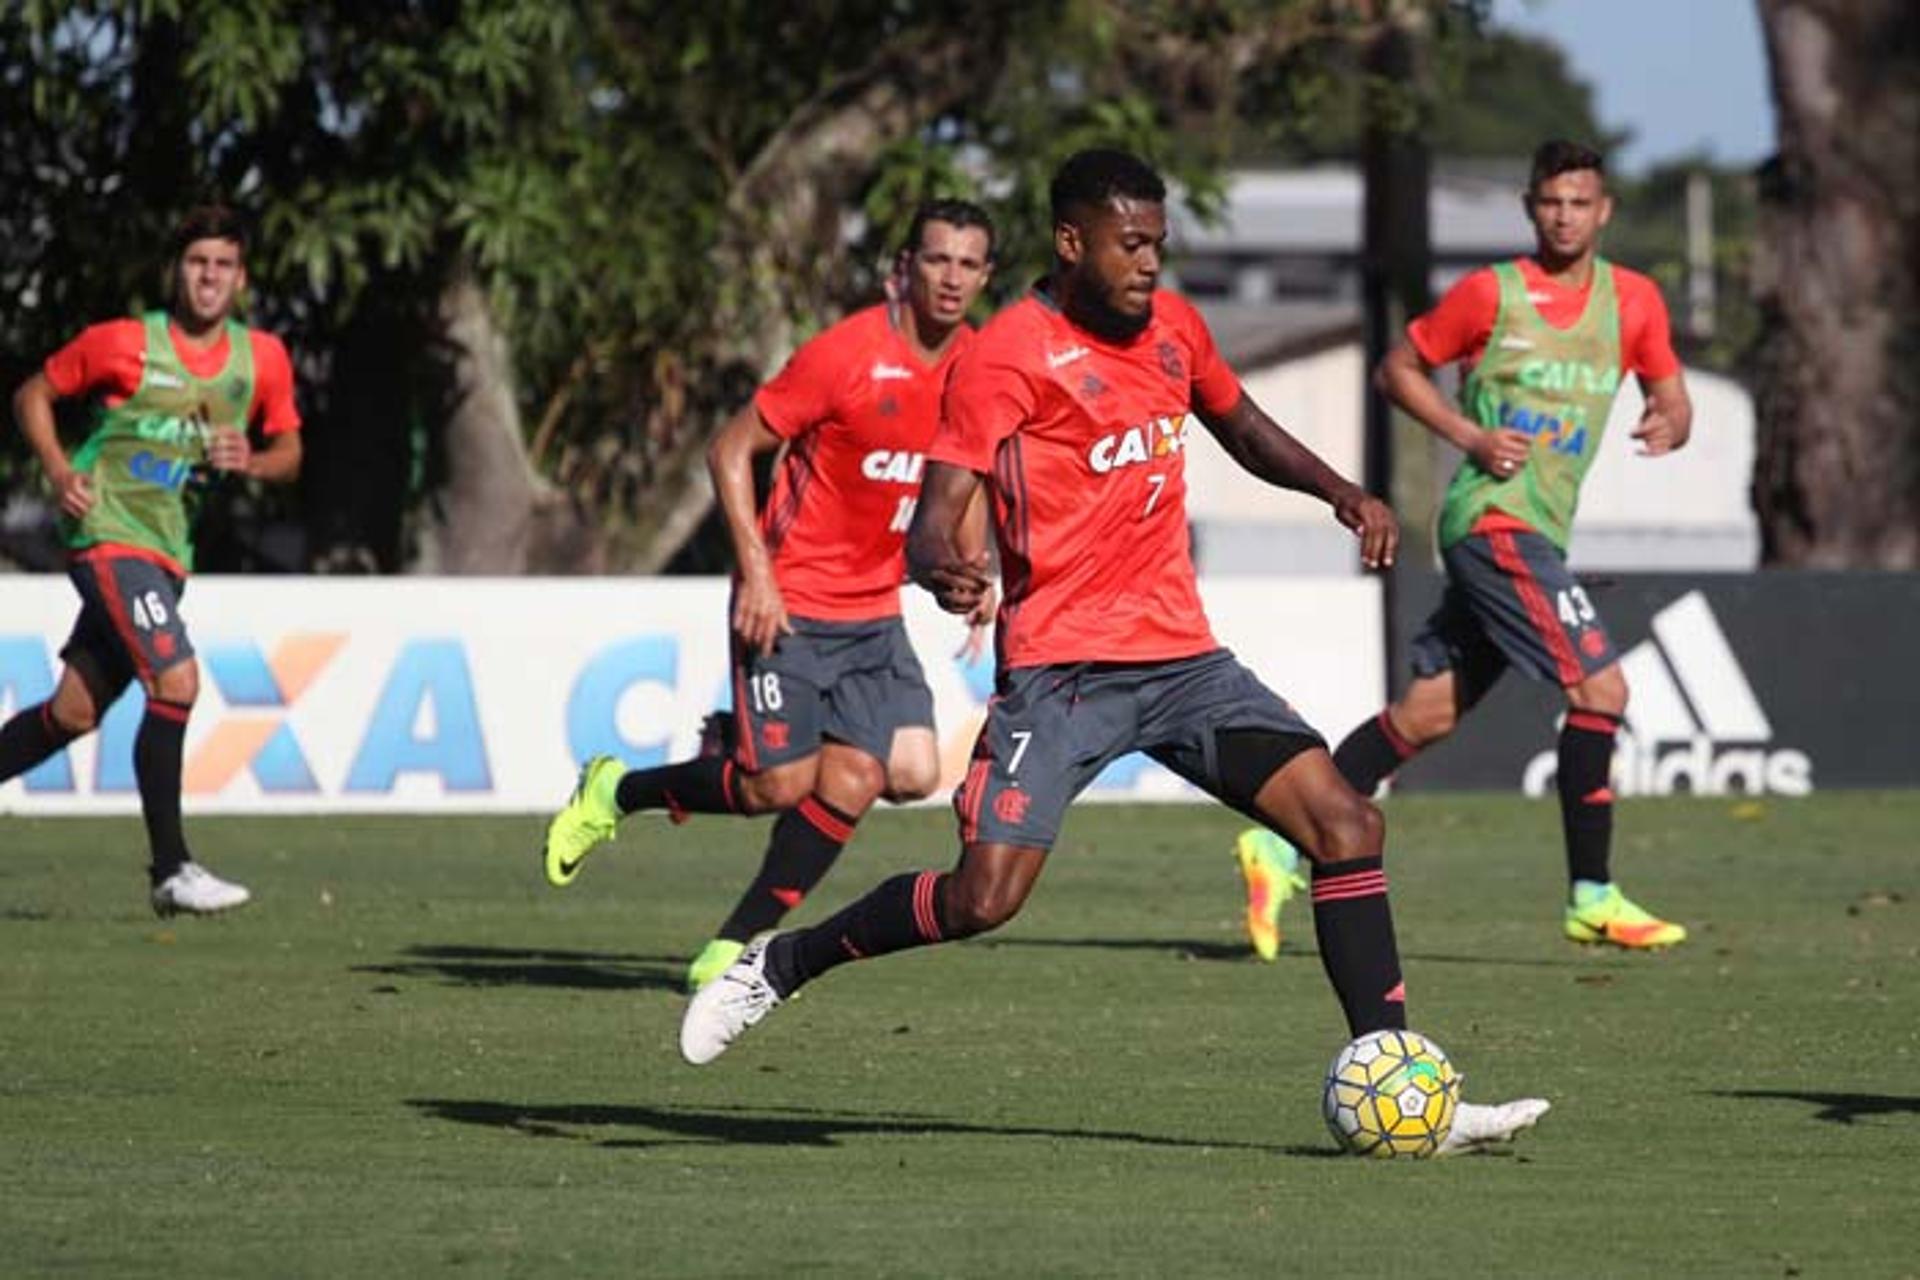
1174, 166, 1759, 576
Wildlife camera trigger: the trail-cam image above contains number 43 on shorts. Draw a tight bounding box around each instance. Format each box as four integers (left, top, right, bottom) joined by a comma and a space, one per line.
1555, 585, 1595, 629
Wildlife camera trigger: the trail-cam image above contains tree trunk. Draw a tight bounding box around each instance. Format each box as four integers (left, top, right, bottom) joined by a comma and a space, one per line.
412, 270, 543, 574
1751, 0, 1919, 567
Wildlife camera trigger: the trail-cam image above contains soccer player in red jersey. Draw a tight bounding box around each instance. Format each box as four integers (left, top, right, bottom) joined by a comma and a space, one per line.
3, 205, 302, 915
542, 201, 997, 991
1253, 140, 1695, 951
681, 150, 1547, 1153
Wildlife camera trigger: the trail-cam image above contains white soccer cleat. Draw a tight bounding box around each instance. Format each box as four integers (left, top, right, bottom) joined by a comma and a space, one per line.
679, 933, 783, 1065
1438, 1096, 1551, 1157
150, 862, 252, 918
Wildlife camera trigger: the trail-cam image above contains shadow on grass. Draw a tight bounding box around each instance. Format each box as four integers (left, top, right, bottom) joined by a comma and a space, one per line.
352, 944, 683, 992
409, 1097, 1318, 1154
1714, 1090, 1920, 1125
988, 937, 1601, 970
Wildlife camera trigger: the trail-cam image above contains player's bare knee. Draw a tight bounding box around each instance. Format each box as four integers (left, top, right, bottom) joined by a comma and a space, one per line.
149, 660, 199, 707
942, 876, 1024, 937
1320, 794, 1385, 862
48, 700, 98, 737
1569, 664, 1628, 718
737, 767, 812, 814
1397, 701, 1455, 746
882, 757, 938, 802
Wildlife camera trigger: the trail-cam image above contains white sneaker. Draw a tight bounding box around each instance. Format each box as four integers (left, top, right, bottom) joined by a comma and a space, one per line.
151, 862, 252, 918
1438, 1096, 1551, 1157
679, 934, 783, 1065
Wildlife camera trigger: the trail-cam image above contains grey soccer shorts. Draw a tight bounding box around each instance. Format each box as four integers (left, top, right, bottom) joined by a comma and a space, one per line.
951, 648, 1324, 850
63, 551, 195, 690
730, 615, 935, 771
1412, 520, 1618, 699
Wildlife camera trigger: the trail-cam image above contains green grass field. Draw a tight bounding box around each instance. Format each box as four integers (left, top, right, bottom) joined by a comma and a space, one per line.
3, 793, 1917, 1278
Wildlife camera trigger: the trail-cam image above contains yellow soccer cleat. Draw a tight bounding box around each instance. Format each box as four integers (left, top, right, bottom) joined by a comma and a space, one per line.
1564, 881, 1688, 949
542, 755, 624, 888
1234, 828, 1307, 961
686, 938, 747, 994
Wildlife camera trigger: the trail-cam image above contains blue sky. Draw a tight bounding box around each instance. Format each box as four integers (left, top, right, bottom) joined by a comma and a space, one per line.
1490, 0, 1776, 173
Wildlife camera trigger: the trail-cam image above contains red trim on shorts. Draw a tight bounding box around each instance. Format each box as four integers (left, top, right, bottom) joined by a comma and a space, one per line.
912, 870, 944, 942
145, 698, 192, 724
798, 795, 854, 843
1311, 869, 1389, 903
1486, 529, 1583, 685
87, 556, 155, 684
729, 660, 761, 773
955, 758, 989, 843
1376, 710, 1417, 760
1565, 711, 1621, 735
73, 542, 188, 578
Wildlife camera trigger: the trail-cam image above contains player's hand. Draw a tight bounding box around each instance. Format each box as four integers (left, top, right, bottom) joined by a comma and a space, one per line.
51, 468, 93, 519
956, 582, 998, 662
1630, 407, 1687, 456
731, 571, 793, 658
919, 551, 991, 616
1471, 429, 1531, 480
1332, 485, 1398, 571
207, 427, 252, 474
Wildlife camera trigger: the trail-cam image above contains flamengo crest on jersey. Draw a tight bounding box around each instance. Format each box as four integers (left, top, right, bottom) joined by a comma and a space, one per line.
1523, 592, 1811, 797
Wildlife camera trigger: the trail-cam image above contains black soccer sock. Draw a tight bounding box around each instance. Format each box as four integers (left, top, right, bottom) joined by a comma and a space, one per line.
615, 756, 743, 821
715, 794, 858, 942
1558, 710, 1620, 886
766, 870, 951, 996
0, 702, 78, 782
135, 698, 193, 884
1332, 710, 1418, 795
1310, 856, 1408, 1036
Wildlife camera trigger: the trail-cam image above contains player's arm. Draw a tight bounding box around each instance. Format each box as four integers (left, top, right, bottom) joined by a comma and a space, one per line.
208, 429, 302, 483
1631, 373, 1692, 456
1196, 390, 1398, 571
10, 371, 91, 518
906, 461, 992, 616
707, 403, 791, 656
1376, 342, 1528, 476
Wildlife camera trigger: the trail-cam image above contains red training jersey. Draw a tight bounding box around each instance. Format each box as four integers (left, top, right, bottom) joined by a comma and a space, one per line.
753, 304, 971, 621
931, 287, 1242, 668
1409, 257, 1680, 380
44, 317, 302, 435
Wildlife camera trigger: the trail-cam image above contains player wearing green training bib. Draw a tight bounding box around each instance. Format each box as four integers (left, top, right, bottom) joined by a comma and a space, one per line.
3, 205, 302, 917
1234, 140, 1696, 953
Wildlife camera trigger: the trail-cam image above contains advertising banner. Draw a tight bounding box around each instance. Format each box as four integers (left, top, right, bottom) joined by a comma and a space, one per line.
2, 576, 1384, 814
1387, 571, 1920, 794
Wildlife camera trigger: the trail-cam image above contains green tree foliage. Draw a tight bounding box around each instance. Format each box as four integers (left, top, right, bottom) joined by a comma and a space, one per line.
0, 0, 1475, 573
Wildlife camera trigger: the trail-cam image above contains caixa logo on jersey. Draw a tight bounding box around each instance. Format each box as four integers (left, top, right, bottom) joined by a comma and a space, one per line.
1522, 592, 1812, 797
1087, 414, 1190, 474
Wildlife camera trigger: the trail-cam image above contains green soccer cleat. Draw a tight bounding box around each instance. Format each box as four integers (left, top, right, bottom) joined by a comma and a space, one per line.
686, 938, 746, 994
1233, 827, 1307, 962
1563, 880, 1688, 950
542, 755, 624, 888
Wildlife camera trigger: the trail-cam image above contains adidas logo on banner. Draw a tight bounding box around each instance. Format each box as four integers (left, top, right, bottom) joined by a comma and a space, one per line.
1523, 591, 1813, 797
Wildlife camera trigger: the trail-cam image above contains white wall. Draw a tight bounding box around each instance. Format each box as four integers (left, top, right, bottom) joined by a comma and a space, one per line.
1, 576, 1383, 814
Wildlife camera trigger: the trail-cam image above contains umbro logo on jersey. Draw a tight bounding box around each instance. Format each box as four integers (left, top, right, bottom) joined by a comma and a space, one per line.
1523, 592, 1811, 797
1497, 336, 1536, 352
870, 362, 915, 381
149, 372, 186, 389
1046, 345, 1089, 369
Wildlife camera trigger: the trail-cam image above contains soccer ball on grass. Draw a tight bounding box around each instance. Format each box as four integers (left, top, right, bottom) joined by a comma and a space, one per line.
1322, 1028, 1460, 1158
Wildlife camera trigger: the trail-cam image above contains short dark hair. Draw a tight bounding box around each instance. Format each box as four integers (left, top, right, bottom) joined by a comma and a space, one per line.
903, 198, 996, 260
1049, 149, 1166, 223
169, 204, 249, 261
1529, 140, 1606, 191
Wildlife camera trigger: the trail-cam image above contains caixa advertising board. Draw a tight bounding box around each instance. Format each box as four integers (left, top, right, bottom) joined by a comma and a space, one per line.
1387, 572, 1920, 795
1, 575, 1383, 814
